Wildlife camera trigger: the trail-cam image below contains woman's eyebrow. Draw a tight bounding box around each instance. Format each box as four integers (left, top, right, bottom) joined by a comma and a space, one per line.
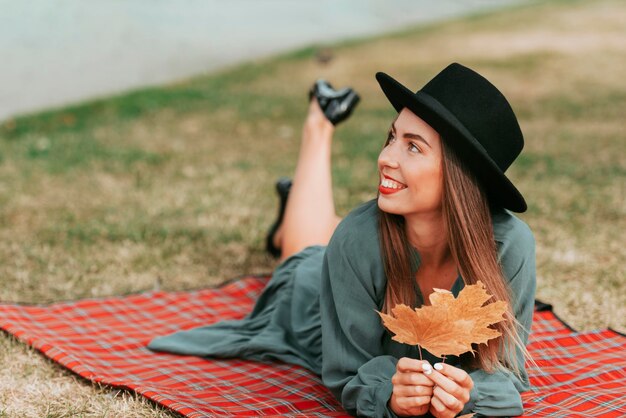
391, 122, 431, 148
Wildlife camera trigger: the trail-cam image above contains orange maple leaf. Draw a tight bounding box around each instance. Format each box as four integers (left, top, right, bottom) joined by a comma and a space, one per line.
378, 281, 507, 357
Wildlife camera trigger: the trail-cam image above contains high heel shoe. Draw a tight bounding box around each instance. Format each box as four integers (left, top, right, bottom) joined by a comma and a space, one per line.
309, 79, 360, 126
265, 177, 292, 258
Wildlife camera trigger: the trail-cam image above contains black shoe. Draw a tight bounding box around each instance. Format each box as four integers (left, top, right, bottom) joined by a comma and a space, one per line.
308, 79, 360, 126
265, 177, 293, 258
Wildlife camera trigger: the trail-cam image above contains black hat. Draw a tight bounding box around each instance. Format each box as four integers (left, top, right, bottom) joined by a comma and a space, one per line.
376, 63, 527, 213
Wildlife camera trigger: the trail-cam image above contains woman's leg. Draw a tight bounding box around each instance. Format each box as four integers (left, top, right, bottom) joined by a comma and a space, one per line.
273, 99, 342, 261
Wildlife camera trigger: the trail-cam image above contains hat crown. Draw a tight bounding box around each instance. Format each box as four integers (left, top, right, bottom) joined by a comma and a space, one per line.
419, 63, 523, 172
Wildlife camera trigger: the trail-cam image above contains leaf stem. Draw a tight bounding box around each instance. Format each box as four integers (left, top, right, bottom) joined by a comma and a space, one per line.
418, 344, 423, 361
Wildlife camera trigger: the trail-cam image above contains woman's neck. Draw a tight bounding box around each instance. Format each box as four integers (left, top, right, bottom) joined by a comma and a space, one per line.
404, 211, 452, 268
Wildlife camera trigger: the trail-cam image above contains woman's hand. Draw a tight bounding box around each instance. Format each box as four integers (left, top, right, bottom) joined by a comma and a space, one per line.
425, 362, 474, 418
389, 357, 434, 417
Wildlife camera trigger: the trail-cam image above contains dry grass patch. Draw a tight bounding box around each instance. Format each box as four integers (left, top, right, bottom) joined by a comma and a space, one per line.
0, 334, 173, 417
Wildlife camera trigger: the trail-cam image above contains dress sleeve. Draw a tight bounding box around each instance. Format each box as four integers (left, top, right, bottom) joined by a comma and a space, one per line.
319, 218, 400, 417
462, 218, 537, 417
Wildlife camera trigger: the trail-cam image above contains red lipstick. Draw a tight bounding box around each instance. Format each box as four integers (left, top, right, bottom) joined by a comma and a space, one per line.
379, 174, 407, 195
379, 184, 401, 195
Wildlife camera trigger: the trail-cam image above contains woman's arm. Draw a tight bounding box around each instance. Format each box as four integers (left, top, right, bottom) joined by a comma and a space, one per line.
320, 237, 397, 416
319, 203, 408, 417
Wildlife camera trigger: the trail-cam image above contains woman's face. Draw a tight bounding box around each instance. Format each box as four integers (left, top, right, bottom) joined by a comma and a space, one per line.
377, 108, 444, 217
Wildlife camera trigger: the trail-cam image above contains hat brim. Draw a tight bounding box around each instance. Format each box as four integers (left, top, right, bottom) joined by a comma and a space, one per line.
375, 72, 527, 213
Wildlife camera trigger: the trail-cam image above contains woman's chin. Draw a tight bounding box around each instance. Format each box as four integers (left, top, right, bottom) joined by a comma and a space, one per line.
377, 195, 403, 215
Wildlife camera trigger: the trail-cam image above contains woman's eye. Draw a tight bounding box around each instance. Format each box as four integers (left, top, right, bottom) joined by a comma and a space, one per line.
409, 142, 420, 153
386, 132, 396, 145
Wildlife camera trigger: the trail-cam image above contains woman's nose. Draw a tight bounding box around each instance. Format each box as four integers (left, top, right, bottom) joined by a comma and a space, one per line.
378, 144, 400, 168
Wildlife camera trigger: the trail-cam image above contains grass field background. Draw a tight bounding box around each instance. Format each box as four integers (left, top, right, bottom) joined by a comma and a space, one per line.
1, 0, 624, 415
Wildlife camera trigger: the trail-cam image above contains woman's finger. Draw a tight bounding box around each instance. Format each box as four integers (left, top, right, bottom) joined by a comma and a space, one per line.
392, 383, 433, 398
433, 385, 463, 412
429, 394, 454, 417
424, 369, 461, 396
392, 371, 435, 387
433, 362, 473, 389
395, 394, 431, 410
396, 357, 431, 373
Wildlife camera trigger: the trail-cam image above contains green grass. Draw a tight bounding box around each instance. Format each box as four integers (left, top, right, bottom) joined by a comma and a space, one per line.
1, 0, 624, 415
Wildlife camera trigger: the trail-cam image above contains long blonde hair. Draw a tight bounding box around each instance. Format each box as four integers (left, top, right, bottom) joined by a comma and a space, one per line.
378, 135, 531, 374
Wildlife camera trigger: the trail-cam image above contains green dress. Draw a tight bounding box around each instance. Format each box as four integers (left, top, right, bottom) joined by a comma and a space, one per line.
149, 199, 536, 417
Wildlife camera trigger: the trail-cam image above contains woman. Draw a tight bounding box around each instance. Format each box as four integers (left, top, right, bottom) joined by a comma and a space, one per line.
149, 63, 536, 417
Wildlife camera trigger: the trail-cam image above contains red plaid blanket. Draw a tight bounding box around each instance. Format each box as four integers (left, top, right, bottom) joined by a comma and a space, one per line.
1, 276, 624, 417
